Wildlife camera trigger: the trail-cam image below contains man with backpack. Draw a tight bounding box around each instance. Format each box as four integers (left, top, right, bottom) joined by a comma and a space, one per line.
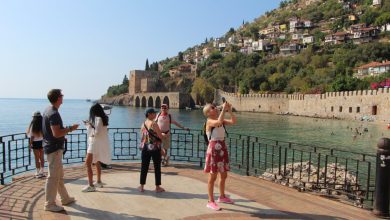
155, 104, 189, 166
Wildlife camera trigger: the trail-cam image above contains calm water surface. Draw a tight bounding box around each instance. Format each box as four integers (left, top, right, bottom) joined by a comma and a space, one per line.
0, 98, 388, 154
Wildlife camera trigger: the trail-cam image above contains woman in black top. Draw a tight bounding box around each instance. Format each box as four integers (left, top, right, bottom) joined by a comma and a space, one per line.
138, 108, 165, 193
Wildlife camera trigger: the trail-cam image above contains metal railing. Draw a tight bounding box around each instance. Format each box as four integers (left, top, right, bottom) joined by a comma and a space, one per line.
0, 128, 377, 208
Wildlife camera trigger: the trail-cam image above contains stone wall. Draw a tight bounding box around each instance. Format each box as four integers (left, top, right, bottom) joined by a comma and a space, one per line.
216, 88, 390, 122
129, 70, 159, 96
132, 92, 192, 109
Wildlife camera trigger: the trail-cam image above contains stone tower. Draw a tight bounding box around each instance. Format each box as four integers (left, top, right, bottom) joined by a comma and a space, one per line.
128, 70, 159, 96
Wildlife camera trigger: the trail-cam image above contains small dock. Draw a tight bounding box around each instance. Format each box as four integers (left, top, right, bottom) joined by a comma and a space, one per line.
0, 162, 377, 220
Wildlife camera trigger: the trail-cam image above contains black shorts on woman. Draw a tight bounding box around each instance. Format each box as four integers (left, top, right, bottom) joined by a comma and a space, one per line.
32, 141, 43, 150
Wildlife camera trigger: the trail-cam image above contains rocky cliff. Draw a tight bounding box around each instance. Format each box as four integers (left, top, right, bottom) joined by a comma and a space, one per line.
98, 93, 131, 106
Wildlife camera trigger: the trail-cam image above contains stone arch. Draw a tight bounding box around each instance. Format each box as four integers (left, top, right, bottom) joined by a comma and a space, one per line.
135, 96, 140, 107
155, 96, 161, 108
163, 96, 170, 107
141, 96, 146, 107
148, 96, 154, 107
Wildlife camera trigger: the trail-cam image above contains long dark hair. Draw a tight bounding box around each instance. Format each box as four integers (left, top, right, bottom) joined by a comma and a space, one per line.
89, 103, 109, 127
30, 116, 43, 134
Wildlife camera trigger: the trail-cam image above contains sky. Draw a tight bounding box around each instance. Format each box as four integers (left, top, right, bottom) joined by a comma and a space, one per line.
0, 0, 283, 99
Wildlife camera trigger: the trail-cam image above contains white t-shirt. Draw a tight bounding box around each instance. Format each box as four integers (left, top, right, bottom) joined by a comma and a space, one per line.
28, 127, 43, 141
207, 126, 225, 141
156, 113, 171, 133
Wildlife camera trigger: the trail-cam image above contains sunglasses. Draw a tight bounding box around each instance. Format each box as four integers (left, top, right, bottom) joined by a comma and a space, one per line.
161, 107, 167, 109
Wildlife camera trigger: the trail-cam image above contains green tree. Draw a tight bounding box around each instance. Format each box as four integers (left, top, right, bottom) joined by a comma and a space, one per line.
191, 78, 214, 105
122, 75, 129, 85
178, 52, 184, 61
375, 12, 390, 26
145, 59, 150, 70
360, 8, 380, 25
227, 28, 235, 37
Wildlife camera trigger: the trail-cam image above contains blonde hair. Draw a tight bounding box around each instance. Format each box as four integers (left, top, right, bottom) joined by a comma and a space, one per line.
203, 104, 213, 117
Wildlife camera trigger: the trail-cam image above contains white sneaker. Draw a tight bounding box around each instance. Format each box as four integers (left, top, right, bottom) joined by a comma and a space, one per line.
94, 182, 104, 188
34, 170, 40, 178
82, 185, 96, 192
165, 156, 170, 166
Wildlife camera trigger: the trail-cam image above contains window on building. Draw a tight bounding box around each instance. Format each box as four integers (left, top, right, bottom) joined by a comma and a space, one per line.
357, 107, 360, 113
349, 107, 352, 113
339, 106, 343, 112
331, 106, 334, 112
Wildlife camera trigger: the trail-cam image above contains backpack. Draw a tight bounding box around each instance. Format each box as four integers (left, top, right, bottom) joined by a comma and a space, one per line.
202, 121, 228, 145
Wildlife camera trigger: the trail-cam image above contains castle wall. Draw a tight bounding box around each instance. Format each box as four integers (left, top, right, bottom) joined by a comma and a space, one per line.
216, 88, 390, 122
129, 70, 159, 96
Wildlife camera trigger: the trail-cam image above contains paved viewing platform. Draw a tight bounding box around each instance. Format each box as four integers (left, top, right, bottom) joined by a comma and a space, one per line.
0, 162, 378, 220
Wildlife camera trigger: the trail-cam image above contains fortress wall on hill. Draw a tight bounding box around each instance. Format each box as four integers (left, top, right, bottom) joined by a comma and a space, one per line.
216, 88, 390, 122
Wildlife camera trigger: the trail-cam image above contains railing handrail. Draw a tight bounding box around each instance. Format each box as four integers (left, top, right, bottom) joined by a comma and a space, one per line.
0, 127, 377, 209
0, 128, 376, 157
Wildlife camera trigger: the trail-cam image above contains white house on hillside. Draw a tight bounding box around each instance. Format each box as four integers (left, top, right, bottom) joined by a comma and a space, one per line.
373, 0, 381, 6
354, 61, 390, 78
303, 35, 314, 44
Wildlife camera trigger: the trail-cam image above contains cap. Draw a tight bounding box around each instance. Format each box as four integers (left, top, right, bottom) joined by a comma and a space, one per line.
161, 104, 168, 108
32, 111, 41, 117
145, 108, 157, 117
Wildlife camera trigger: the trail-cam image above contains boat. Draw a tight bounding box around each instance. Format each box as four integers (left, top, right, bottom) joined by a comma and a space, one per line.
86, 99, 92, 102
185, 107, 192, 111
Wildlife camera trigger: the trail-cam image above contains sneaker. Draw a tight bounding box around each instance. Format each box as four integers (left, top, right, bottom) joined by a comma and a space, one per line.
94, 182, 104, 188
165, 156, 170, 166
44, 204, 65, 212
161, 158, 166, 166
217, 196, 234, 204
39, 168, 45, 176
34, 170, 40, 178
82, 185, 96, 193
206, 201, 221, 211
62, 197, 76, 206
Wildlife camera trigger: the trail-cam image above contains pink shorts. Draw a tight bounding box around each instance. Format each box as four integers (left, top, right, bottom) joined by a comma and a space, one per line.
204, 140, 230, 173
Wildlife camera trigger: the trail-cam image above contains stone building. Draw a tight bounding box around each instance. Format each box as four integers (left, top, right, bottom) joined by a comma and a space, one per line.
128, 70, 159, 96
128, 70, 193, 109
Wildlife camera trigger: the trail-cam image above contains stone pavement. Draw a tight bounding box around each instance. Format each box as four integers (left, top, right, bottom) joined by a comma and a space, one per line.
0, 162, 379, 220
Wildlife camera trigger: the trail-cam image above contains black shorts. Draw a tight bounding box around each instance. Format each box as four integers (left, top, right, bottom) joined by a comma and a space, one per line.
32, 141, 43, 150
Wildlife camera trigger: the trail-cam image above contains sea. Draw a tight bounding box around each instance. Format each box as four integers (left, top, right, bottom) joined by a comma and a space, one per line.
0, 98, 388, 154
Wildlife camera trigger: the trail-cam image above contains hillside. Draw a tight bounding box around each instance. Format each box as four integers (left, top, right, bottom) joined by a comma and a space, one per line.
104, 0, 390, 104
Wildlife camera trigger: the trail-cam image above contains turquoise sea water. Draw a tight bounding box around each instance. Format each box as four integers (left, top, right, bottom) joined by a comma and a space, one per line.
0, 98, 388, 154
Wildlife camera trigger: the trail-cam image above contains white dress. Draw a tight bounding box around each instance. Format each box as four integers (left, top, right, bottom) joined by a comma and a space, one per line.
86, 117, 111, 164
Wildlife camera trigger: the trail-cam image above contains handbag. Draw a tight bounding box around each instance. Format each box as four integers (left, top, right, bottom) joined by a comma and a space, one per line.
143, 123, 161, 151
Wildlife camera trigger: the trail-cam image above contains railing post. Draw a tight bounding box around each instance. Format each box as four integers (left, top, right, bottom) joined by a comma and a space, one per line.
373, 138, 390, 218
246, 136, 250, 176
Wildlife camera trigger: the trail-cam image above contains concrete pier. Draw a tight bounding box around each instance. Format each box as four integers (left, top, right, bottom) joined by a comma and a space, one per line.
0, 163, 378, 219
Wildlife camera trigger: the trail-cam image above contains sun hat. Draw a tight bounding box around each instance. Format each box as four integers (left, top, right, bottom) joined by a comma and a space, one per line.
32, 111, 41, 117
145, 108, 157, 117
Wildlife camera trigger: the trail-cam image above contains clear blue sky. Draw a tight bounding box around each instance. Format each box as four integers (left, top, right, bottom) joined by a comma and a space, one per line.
0, 0, 282, 99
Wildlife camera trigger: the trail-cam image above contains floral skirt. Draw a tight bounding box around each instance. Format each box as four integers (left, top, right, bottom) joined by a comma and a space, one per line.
204, 140, 230, 173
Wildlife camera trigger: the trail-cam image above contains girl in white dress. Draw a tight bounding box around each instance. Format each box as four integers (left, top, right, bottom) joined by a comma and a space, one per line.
82, 104, 111, 192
